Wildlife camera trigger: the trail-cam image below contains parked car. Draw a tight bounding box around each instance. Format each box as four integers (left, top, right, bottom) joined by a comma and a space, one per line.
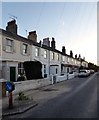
78, 70, 89, 77
90, 69, 95, 74
87, 70, 91, 76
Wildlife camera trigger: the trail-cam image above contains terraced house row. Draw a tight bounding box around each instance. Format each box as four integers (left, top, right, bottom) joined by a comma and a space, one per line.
0, 20, 88, 82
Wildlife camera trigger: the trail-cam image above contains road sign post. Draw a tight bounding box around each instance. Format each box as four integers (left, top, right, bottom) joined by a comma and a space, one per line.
8, 92, 13, 108
6, 81, 15, 109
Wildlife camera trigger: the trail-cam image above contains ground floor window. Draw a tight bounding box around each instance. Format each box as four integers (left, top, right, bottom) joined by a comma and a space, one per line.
44, 65, 47, 78
44, 65, 46, 74
17, 62, 26, 81
18, 62, 24, 75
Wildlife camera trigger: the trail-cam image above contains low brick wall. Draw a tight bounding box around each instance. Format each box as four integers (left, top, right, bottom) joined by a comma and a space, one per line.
13, 78, 51, 95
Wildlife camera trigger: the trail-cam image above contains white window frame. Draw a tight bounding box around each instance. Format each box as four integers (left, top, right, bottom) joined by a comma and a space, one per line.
52, 52, 55, 60
67, 57, 69, 63
44, 50, 47, 59
62, 56, 65, 62
6, 39, 13, 52
72, 58, 74, 64
18, 62, 25, 75
75, 59, 77, 65
35, 47, 39, 57
22, 43, 28, 55
57, 53, 59, 61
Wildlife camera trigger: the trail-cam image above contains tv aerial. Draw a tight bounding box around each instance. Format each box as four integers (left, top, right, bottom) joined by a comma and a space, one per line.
8, 14, 17, 21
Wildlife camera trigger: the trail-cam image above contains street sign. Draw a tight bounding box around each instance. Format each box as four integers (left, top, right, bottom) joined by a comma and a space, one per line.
6, 81, 15, 92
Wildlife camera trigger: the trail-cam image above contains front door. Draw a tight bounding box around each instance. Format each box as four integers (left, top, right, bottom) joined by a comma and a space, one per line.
10, 67, 16, 82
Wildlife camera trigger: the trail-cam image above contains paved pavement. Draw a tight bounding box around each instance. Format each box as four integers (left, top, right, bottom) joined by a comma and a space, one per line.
1, 73, 98, 119
1, 79, 67, 119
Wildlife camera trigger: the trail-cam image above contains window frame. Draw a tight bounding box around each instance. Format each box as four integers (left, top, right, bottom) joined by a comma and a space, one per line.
6, 38, 13, 52
52, 52, 55, 60
35, 47, 39, 57
44, 64, 46, 74
18, 62, 25, 75
44, 50, 47, 59
62, 56, 65, 62
57, 53, 59, 61
22, 43, 28, 55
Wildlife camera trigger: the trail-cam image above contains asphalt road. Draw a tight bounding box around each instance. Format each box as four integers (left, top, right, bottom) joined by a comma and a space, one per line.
6, 72, 98, 118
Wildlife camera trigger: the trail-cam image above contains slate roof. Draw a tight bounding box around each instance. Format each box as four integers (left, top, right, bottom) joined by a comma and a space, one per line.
0, 28, 85, 62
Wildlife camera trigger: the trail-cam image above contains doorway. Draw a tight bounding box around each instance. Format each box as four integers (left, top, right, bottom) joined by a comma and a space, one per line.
10, 67, 16, 82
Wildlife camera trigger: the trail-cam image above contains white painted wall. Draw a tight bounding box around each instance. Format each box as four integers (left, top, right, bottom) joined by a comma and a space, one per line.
2, 36, 31, 62
2, 61, 18, 81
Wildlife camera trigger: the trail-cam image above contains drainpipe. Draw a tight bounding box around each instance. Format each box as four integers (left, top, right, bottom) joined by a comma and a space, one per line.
49, 50, 50, 76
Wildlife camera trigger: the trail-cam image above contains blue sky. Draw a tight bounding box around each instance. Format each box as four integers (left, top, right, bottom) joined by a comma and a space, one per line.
1, 2, 97, 64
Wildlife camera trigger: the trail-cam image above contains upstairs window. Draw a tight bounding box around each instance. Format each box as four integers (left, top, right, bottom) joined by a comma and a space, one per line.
35, 47, 39, 57
6, 39, 13, 52
67, 57, 70, 63
75, 60, 77, 64
57, 54, 59, 61
72, 58, 74, 63
23, 44, 28, 55
52, 52, 55, 60
62, 56, 65, 62
44, 50, 47, 59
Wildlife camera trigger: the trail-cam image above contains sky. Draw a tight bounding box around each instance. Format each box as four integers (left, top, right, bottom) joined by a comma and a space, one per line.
1, 2, 97, 65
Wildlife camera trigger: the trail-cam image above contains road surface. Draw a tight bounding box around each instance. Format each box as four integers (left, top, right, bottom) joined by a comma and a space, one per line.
5, 72, 98, 118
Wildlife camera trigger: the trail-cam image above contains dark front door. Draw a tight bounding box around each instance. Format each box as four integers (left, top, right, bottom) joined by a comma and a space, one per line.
10, 67, 16, 82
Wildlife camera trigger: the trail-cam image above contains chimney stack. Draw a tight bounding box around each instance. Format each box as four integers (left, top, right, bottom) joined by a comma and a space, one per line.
51, 37, 56, 49
43, 37, 50, 47
70, 50, 73, 57
6, 20, 17, 34
78, 54, 81, 59
83, 57, 85, 60
75, 54, 77, 59
28, 31, 37, 42
62, 46, 66, 54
